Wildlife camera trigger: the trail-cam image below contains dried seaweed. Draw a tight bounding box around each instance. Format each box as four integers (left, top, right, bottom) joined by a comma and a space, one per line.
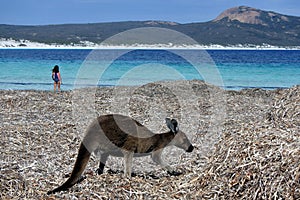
268, 85, 300, 128
0, 81, 299, 199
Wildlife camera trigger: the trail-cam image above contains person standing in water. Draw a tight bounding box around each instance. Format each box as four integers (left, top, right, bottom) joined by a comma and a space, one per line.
52, 65, 62, 92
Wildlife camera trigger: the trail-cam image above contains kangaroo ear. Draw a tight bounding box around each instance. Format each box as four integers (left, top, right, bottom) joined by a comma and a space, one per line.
166, 118, 179, 134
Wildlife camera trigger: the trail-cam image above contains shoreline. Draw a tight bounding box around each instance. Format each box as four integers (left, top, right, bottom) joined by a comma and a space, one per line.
1, 39, 300, 50
1, 46, 300, 50
0, 82, 296, 92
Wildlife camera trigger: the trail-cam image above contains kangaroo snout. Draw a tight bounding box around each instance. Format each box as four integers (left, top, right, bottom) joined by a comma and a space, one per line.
186, 145, 194, 152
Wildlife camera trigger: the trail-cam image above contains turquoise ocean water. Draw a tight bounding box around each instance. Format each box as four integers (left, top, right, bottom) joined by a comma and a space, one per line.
0, 49, 299, 90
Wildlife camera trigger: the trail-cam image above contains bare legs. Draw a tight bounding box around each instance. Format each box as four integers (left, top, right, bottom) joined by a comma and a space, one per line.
53, 81, 61, 92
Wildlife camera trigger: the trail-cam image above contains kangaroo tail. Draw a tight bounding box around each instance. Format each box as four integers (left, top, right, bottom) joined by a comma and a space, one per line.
47, 143, 91, 195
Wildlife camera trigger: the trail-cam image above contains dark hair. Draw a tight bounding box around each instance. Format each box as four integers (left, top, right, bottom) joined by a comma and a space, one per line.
52, 65, 59, 73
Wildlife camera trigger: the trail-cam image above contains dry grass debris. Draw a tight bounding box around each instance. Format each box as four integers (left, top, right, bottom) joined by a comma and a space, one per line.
1, 80, 299, 199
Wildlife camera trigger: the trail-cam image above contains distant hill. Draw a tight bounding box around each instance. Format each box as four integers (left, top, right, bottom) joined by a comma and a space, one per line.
1, 6, 300, 47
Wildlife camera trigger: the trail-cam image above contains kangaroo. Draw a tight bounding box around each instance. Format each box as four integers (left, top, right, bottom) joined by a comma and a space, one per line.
47, 114, 194, 194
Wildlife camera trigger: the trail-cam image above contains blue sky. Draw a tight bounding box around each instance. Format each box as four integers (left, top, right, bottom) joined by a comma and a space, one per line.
1, 0, 300, 25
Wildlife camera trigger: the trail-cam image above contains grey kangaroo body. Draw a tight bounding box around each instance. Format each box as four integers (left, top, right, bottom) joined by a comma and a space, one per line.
47, 114, 194, 194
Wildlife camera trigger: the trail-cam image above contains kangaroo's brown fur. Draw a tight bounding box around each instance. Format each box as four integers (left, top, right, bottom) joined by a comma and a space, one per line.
47, 114, 194, 194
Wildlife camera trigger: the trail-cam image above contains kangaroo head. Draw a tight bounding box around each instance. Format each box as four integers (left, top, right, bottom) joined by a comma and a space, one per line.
166, 118, 194, 152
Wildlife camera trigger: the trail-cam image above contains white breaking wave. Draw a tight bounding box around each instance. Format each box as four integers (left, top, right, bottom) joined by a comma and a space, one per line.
0, 38, 299, 50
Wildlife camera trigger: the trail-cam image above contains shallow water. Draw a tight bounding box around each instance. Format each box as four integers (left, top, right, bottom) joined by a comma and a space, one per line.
0, 49, 299, 90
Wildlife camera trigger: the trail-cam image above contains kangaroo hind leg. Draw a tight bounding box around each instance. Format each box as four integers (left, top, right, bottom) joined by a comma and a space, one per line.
96, 153, 109, 175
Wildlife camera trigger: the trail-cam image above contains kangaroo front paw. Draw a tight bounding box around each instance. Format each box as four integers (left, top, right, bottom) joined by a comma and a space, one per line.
131, 172, 137, 177
167, 171, 182, 176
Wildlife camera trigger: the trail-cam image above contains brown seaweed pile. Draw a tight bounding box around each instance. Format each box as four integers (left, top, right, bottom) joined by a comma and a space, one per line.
0, 80, 299, 199
268, 85, 300, 128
